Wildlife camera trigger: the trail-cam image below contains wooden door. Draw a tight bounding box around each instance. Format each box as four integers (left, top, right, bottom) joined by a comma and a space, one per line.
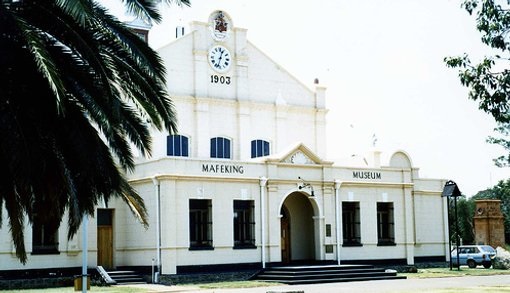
97, 226, 113, 269
97, 209, 113, 269
281, 209, 291, 263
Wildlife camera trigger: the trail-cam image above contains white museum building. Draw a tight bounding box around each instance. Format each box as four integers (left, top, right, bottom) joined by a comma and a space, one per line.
0, 11, 450, 275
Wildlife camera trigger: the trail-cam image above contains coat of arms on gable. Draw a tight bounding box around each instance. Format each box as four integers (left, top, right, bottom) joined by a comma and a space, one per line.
209, 10, 231, 41
285, 151, 314, 165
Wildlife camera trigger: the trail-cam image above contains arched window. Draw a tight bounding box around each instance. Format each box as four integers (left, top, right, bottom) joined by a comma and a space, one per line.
167, 135, 189, 157
210, 137, 231, 159
251, 139, 270, 158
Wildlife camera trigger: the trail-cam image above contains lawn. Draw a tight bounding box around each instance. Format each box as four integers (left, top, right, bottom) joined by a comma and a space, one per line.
0, 286, 147, 293
423, 287, 510, 293
2, 267, 509, 292
402, 267, 510, 279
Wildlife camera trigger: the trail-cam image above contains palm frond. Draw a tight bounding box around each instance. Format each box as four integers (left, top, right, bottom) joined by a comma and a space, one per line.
14, 17, 66, 114
0, 0, 182, 263
121, 0, 161, 22
160, 0, 191, 8
119, 179, 148, 228
4, 190, 27, 264
56, 0, 94, 26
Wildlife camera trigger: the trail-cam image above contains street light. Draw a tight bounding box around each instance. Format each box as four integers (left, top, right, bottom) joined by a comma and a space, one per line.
442, 180, 462, 271
297, 177, 315, 196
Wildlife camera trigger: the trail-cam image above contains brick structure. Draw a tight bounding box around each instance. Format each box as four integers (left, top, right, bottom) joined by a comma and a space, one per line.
474, 200, 505, 248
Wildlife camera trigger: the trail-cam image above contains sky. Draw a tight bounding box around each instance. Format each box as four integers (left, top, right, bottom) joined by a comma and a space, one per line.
102, 0, 510, 196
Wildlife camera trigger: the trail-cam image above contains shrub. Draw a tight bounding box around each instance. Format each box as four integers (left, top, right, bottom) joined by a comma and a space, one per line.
493, 247, 510, 270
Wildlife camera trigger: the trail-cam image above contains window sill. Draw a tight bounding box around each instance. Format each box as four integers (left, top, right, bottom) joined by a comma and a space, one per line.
31, 250, 60, 255
233, 245, 257, 250
342, 243, 363, 247
377, 242, 396, 246
189, 246, 214, 251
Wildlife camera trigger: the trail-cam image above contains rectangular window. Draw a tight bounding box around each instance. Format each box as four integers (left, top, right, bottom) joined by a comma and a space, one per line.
189, 199, 213, 249
342, 202, 361, 246
377, 202, 395, 246
325, 224, 332, 237
233, 200, 255, 248
32, 214, 59, 254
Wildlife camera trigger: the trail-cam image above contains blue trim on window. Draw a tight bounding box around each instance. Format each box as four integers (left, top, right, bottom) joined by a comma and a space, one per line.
167, 135, 189, 157
251, 139, 270, 158
211, 137, 231, 159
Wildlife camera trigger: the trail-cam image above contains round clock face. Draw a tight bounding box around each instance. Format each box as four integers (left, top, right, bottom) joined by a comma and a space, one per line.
208, 45, 231, 73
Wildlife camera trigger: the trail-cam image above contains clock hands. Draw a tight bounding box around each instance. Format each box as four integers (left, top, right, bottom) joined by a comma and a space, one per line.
209, 45, 231, 71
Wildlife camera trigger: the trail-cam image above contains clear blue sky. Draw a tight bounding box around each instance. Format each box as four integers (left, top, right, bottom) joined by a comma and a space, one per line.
103, 0, 510, 195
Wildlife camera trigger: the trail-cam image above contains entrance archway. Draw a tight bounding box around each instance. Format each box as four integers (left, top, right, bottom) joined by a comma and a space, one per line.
280, 192, 316, 263
280, 206, 291, 263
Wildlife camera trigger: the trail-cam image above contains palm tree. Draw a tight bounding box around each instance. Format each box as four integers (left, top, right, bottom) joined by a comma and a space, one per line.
0, 0, 189, 263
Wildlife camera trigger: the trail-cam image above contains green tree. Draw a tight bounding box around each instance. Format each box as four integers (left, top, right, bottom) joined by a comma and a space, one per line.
445, 0, 510, 166
0, 0, 189, 263
448, 196, 476, 245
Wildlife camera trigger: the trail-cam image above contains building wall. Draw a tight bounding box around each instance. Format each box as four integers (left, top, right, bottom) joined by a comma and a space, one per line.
0, 11, 448, 273
0, 209, 98, 270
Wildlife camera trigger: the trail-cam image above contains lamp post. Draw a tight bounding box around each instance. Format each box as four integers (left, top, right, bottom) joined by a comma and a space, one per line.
152, 176, 161, 283
442, 180, 462, 271
82, 214, 88, 292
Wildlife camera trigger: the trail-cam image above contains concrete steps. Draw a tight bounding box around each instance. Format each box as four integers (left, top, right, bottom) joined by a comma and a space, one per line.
253, 264, 406, 285
106, 270, 146, 285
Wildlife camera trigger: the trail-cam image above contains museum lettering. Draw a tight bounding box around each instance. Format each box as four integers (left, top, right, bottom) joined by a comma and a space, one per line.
353, 171, 381, 180
202, 164, 244, 174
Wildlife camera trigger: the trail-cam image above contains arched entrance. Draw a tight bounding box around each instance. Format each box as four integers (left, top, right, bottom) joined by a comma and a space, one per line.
280, 192, 316, 263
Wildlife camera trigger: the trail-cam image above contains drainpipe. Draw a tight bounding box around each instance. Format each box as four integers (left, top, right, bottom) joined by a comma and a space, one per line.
334, 180, 342, 265
259, 177, 268, 269
152, 176, 161, 282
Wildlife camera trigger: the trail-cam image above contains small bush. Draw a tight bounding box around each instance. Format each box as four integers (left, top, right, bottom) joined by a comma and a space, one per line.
493, 247, 510, 270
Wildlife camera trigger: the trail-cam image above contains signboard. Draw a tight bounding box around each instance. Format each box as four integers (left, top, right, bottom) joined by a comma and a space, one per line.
202, 164, 244, 174
352, 171, 381, 180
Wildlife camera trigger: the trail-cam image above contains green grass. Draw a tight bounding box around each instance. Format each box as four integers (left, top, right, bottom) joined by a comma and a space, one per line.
401, 286, 510, 293
195, 280, 281, 289
396, 286, 510, 293
2, 267, 510, 292
401, 267, 510, 279
0, 286, 147, 293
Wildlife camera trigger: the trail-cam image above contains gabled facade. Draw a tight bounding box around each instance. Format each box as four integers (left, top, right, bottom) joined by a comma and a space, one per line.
0, 11, 450, 275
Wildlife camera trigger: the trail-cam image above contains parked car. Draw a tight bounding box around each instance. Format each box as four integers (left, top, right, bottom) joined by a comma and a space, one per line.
451, 245, 496, 268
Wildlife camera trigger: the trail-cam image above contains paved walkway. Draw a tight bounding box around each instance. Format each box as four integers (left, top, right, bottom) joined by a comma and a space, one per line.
125, 274, 510, 293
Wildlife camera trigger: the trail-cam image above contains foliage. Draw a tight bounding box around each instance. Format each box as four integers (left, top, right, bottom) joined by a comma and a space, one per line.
448, 179, 510, 245
444, 0, 510, 166
0, 0, 188, 263
493, 246, 510, 269
487, 123, 510, 167
449, 196, 476, 245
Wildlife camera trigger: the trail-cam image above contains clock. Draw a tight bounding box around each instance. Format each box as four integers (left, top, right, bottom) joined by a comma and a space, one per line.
208, 45, 231, 72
